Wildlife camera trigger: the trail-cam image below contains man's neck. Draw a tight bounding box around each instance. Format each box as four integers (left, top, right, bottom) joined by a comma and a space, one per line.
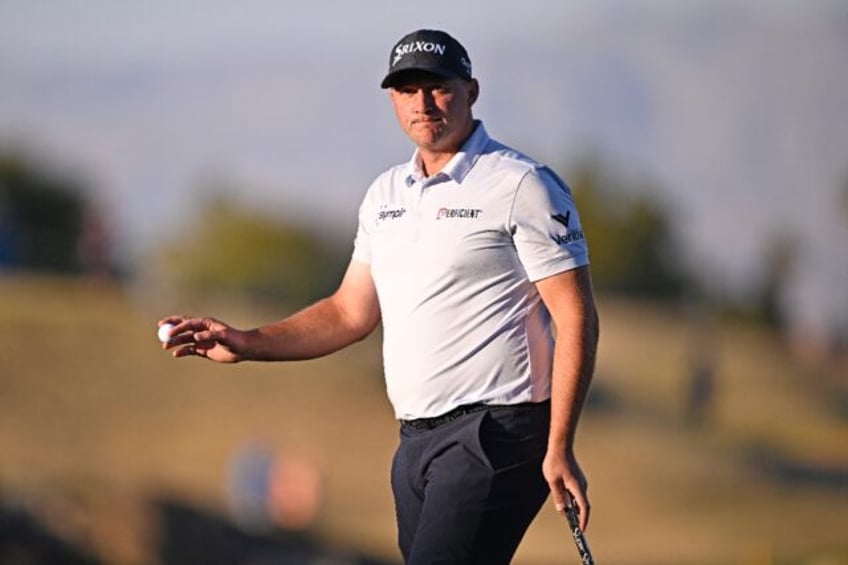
418, 150, 456, 179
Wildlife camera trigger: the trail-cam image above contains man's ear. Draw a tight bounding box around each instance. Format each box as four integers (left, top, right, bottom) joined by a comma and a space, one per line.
468, 79, 480, 106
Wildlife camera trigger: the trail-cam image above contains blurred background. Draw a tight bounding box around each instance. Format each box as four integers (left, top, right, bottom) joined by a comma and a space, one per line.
1, 1, 847, 563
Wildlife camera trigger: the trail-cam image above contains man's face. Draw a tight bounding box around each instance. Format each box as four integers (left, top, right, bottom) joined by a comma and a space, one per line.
389, 71, 479, 153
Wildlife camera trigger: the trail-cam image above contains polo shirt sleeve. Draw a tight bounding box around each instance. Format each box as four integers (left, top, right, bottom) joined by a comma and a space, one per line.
351, 187, 374, 265
510, 166, 589, 282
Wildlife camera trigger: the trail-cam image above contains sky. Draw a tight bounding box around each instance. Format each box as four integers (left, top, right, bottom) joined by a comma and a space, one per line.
1, 0, 847, 337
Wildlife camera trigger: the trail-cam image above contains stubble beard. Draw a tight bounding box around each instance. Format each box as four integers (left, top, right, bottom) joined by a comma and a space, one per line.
409, 116, 454, 152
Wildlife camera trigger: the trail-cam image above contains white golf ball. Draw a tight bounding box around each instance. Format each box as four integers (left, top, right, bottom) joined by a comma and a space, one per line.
158, 323, 175, 344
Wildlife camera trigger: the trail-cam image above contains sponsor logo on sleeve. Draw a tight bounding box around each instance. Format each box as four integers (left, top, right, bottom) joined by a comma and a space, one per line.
551, 211, 585, 245
552, 212, 571, 228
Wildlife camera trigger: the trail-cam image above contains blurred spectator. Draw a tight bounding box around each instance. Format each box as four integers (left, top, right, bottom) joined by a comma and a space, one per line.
684, 304, 718, 427
76, 204, 116, 280
226, 442, 323, 534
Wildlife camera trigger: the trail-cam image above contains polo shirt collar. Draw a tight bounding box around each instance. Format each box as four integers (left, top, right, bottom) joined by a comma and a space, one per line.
404, 120, 490, 187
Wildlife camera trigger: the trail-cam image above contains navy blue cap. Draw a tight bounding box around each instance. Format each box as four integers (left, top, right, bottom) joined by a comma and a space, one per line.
381, 29, 472, 89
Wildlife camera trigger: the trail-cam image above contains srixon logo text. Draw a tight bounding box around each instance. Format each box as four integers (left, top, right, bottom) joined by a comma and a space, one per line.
393, 41, 446, 65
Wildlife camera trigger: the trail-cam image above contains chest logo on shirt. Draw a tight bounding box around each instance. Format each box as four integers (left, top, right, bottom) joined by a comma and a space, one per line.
376, 205, 407, 225
436, 207, 483, 220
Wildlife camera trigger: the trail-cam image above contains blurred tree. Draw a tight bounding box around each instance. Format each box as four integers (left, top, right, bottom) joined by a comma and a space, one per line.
157, 197, 346, 306
0, 150, 94, 273
568, 160, 686, 299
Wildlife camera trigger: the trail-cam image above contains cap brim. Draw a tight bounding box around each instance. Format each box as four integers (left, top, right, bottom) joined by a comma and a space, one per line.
380, 67, 460, 89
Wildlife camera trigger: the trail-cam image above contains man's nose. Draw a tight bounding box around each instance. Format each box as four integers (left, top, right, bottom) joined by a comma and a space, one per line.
412, 89, 435, 113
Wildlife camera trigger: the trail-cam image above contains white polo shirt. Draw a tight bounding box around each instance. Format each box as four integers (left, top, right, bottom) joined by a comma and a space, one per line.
352, 122, 589, 420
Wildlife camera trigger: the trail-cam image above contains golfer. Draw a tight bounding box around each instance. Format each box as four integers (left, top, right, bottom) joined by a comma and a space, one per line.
160, 28, 599, 565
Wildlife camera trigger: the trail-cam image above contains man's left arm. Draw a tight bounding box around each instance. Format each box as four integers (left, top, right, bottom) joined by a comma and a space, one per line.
535, 264, 599, 531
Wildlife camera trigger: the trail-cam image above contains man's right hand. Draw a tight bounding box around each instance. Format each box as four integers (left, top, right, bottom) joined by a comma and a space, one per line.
158, 316, 246, 363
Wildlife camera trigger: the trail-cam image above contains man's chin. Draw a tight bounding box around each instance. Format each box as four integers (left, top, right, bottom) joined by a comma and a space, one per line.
412, 123, 443, 137
410, 131, 446, 149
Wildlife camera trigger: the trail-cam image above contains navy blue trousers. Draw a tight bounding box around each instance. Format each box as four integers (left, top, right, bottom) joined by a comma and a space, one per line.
391, 401, 551, 564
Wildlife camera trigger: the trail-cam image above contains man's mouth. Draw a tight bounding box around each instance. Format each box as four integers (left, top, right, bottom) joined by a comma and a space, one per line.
412, 117, 442, 125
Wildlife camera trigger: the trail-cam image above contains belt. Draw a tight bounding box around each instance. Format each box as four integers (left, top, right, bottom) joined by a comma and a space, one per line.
401, 403, 489, 432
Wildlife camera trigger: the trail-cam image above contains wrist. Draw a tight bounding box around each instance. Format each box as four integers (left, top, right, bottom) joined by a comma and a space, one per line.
231, 327, 256, 361
547, 433, 576, 453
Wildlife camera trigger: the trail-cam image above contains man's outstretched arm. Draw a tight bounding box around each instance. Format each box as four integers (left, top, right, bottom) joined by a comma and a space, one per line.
159, 259, 381, 363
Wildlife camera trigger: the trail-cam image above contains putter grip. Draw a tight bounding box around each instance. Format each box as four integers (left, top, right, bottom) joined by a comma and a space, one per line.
565, 504, 595, 564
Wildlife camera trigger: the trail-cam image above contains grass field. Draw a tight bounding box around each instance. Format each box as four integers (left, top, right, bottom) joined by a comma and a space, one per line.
1, 274, 847, 564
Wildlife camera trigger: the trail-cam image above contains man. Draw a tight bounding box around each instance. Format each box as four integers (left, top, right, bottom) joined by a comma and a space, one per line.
160, 29, 599, 564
